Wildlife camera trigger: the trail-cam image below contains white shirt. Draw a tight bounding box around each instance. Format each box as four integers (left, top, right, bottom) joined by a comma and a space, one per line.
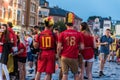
26, 36, 33, 52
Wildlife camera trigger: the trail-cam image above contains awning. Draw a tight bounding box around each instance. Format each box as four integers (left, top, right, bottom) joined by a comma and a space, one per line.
12, 26, 21, 32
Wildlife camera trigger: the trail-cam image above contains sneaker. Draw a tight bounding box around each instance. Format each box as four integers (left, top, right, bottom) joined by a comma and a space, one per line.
99, 71, 105, 77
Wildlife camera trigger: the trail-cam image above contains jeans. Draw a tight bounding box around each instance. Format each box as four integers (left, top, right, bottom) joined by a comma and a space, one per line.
0, 54, 10, 80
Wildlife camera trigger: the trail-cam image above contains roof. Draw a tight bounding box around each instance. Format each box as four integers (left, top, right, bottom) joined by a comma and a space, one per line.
49, 7, 82, 21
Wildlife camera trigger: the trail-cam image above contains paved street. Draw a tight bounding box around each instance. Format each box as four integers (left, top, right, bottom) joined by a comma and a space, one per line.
26, 60, 120, 80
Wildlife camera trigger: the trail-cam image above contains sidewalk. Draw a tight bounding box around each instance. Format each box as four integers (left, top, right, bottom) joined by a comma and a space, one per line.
26, 60, 120, 80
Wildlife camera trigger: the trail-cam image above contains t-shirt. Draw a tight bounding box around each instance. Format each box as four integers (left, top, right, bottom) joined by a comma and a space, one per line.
100, 35, 113, 54
26, 37, 33, 52
110, 36, 116, 51
0, 32, 14, 53
8, 27, 17, 46
58, 29, 84, 59
35, 30, 57, 55
81, 33, 94, 60
17, 42, 27, 57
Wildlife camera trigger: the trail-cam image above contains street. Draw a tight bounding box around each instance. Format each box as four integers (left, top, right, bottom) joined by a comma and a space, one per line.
26, 60, 120, 80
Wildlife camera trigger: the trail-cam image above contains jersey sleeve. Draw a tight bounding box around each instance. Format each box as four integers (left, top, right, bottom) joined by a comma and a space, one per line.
34, 34, 39, 42
9, 32, 14, 43
79, 33, 84, 44
58, 33, 63, 43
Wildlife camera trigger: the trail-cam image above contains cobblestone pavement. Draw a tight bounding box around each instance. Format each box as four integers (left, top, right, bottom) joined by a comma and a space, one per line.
26, 60, 120, 80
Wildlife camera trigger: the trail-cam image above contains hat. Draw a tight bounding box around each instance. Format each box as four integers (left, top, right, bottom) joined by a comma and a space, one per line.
65, 12, 75, 26
44, 16, 54, 27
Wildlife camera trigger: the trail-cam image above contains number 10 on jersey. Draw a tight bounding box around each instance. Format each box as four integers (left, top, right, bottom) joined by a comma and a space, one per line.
42, 37, 51, 48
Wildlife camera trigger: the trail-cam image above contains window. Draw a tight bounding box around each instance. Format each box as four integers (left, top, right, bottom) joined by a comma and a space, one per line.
0, 8, 2, 18
8, 8, 12, 19
30, 17, 35, 25
18, 0, 21, 4
104, 24, 110, 27
2, 7, 6, 18
17, 10, 21, 21
23, 2, 26, 10
30, 3, 36, 12
39, 11, 49, 17
40, 0, 45, 6
22, 14, 24, 25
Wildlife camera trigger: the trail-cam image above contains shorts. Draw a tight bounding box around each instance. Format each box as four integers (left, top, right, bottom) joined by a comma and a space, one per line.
99, 53, 109, 60
27, 51, 34, 62
61, 56, 78, 74
83, 57, 94, 62
78, 54, 83, 68
18, 57, 26, 63
37, 54, 55, 74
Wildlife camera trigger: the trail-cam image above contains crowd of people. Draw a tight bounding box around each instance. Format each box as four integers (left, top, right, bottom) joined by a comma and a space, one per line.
0, 12, 120, 80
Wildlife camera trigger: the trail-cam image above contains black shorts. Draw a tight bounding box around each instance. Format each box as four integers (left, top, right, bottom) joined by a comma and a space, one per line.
18, 57, 26, 63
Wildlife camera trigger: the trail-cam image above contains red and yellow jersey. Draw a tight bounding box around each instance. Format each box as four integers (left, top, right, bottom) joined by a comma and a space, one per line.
35, 30, 57, 50
58, 29, 84, 59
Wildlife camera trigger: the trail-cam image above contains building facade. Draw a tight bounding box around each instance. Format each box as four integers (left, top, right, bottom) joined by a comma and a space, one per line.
49, 7, 82, 30
0, 0, 39, 29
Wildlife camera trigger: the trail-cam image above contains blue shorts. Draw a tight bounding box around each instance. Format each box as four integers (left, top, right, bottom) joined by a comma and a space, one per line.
27, 51, 34, 62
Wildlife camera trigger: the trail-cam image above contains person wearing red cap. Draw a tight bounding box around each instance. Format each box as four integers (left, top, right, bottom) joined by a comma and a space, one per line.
34, 16, 57, 80
57, 12, 84, 80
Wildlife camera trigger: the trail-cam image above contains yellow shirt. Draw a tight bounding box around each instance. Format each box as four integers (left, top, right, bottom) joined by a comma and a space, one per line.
110, 35, 116, 51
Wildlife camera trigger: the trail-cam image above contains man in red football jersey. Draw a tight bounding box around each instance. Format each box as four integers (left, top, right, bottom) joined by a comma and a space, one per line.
57, 12, 84, 80
34, 16, 57, 80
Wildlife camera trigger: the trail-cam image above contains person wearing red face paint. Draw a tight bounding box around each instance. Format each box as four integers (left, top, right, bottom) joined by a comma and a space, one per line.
34, 16, 57, 80
57, 12, 84, 80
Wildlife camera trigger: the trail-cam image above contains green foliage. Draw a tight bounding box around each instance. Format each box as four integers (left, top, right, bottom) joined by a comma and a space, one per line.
54, 21, 66, 32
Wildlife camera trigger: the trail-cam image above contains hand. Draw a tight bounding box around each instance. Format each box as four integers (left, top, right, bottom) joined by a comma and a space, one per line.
104, 42, 108, 45
0, 42, 3, 45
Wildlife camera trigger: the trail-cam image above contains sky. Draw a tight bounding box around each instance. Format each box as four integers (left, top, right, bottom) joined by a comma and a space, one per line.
47, 0, 120, 21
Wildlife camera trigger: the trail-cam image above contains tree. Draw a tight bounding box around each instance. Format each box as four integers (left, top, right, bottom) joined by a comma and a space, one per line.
54, 21, 66, 32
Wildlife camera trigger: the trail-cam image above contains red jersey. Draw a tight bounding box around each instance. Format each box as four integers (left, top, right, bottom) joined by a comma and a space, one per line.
0, 45, 2, 53
8, 27, 17, 46
0, 32, 14, 53
35, 30, 57, 55
17, 42, 27, 57
58, 29, 84, 59
81, 33, 94, 60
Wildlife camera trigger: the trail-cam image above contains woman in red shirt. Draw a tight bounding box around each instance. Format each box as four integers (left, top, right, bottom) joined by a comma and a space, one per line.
0, 24, 14, 80
15, 35, 27, 80
80, 22, 96, 80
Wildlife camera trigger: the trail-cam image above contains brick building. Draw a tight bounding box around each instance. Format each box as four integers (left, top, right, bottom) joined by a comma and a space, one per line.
0, 0, 39, 29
